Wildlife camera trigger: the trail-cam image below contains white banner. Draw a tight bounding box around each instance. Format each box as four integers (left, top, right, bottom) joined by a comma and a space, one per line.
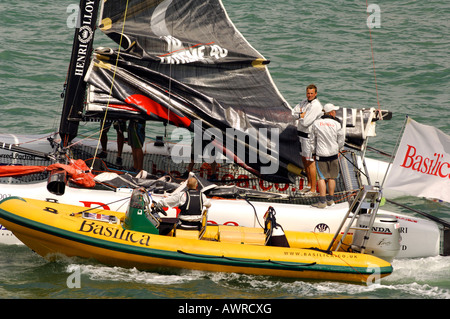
384, 118, 450, 203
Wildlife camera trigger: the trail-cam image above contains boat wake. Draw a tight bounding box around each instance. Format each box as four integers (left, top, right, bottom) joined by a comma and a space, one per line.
66, 264, 203, 286
386, 256, 450, 289
63, 256, 450, 299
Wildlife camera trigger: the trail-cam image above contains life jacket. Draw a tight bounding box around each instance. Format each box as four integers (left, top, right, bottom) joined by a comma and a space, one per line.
178, 189, 203, 228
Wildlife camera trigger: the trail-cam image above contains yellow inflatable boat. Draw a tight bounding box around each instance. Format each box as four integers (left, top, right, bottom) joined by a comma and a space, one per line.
0, 189, 393, 283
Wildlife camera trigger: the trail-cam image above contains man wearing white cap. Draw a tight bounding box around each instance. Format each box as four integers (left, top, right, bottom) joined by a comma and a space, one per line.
308, 103, 345, 208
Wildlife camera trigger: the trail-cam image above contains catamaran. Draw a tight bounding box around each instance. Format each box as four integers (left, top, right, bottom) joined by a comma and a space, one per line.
0, 0, 448, 261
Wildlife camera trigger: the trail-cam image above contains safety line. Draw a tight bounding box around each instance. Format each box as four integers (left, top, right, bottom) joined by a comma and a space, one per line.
90, 0, 130, 170
366, 0, 383, 119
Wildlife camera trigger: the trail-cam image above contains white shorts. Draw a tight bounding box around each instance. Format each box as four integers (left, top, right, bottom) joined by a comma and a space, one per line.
299, 136, 313, 161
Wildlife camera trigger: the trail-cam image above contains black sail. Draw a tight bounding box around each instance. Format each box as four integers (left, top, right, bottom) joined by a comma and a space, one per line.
82, 0, 390, 182
84, 0, 302, 183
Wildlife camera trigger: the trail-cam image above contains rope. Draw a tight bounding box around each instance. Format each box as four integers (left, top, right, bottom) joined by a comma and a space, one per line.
72, 196, 131, 215
366, 0, 383, 119
67, 125, 111, 149
89, 0, 130, 171
11, 133, 57, 146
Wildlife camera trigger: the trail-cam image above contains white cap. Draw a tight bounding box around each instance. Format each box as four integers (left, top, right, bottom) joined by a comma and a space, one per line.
323, 103, 339, 113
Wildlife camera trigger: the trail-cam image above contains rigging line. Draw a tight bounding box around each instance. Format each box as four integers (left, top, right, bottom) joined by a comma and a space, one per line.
339, 151, 369, 180
89, 0, 130, 171
71, 196, 131, 215
161, 9, 175, 175
163, 3, 182, 140
166, 61, 172, 134
386, 198, 450, 229
367, 145, 392, 158
13, 133, 57, 146
334, 252, 369, 282
163, 65, 173, 175
68, 125, 112, 148
366, 0, 382, 119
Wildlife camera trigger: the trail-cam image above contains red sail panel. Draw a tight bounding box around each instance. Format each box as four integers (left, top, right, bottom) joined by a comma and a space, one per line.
0, 166, 47, 177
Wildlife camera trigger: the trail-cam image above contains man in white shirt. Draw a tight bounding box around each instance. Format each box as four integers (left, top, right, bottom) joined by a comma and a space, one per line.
292, 84, 323, 194
308, 103, 345, 208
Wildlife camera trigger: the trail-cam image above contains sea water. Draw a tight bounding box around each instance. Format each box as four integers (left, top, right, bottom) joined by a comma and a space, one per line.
0, 0, 449, 300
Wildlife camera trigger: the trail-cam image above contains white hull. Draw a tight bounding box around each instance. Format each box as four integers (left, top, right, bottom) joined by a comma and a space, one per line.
0, 181, 440, 258
0, 133, 442, 258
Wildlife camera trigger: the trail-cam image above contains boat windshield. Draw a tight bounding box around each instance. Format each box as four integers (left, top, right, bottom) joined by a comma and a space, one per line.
129, 187, 151, 209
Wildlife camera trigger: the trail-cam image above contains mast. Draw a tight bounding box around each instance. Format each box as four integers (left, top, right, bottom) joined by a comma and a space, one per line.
59, 0, 100, 146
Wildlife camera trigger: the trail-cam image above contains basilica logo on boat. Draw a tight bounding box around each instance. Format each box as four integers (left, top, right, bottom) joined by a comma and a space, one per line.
78, 220, 152, 247
170, 120, 280, 175
399, 145, 449, 179
384, 118, 450, 203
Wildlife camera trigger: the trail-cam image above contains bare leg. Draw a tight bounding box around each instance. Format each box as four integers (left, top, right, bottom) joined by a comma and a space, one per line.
302, 157, 317, 191
132, 147, 144, 171
317, 179, 327, 197
100, 132, 108, 153
309, 160, 317, 191
328, 179, 336, 197
116, 132, 124, 158
135, 148, 144, 171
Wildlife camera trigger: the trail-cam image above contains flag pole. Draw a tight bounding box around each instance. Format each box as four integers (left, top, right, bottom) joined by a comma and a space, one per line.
380, 115, 409, 188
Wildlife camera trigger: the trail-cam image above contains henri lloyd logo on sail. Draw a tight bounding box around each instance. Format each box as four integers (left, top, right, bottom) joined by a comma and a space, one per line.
74, 0, 96, 76
78, 25, 93, 44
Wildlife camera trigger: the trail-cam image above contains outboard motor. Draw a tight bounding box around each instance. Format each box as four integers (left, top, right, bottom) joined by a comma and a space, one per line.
351, 214, 401, 262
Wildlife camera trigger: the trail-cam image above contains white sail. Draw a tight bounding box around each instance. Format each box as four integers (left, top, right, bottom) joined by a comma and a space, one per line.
384, 117, 450, 203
